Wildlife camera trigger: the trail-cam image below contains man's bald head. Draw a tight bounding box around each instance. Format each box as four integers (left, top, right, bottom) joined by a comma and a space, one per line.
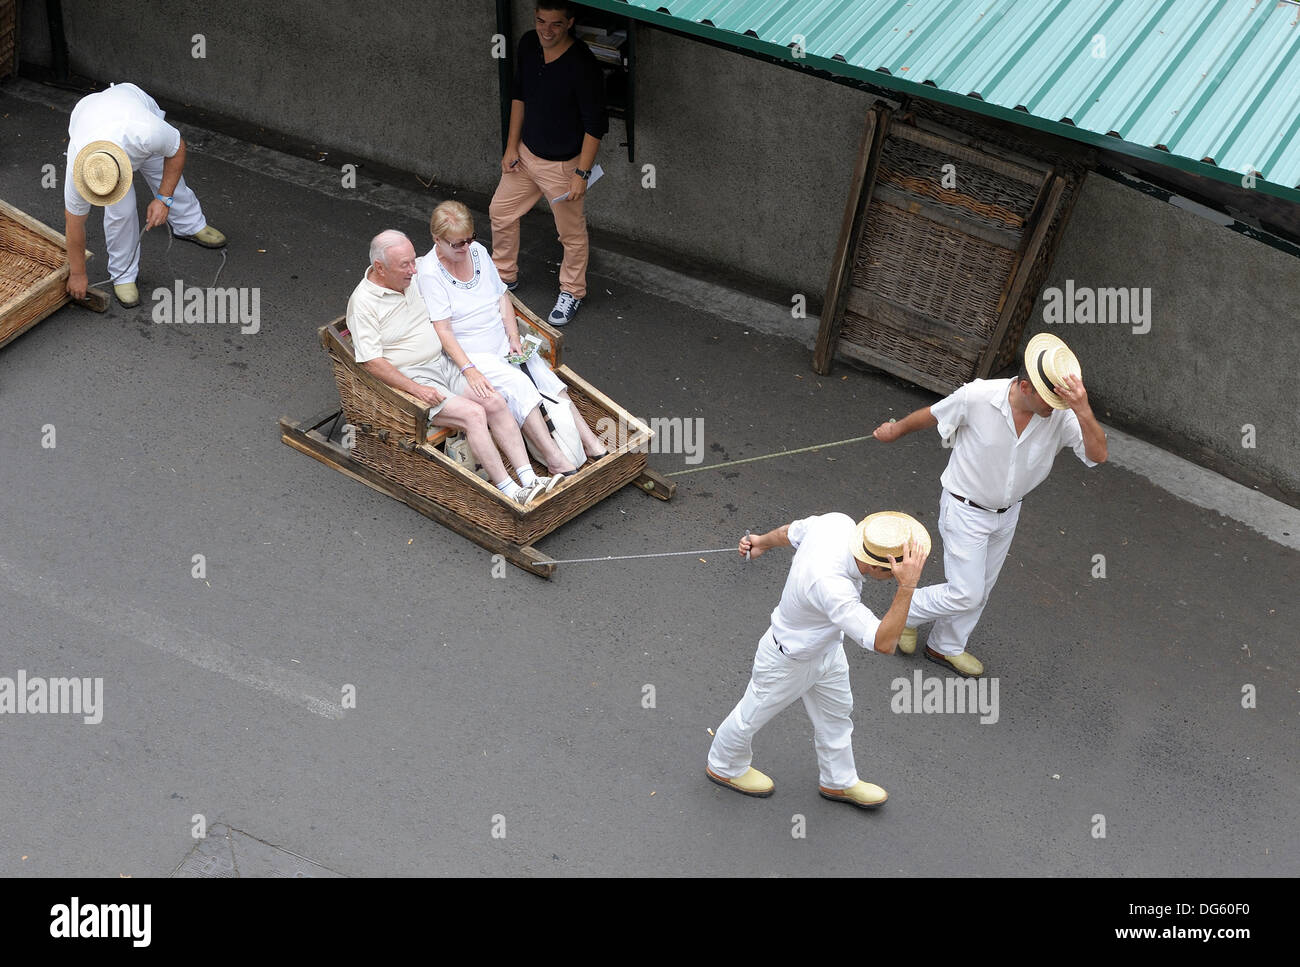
367, 230, 417, 293
369, 229, 410, 269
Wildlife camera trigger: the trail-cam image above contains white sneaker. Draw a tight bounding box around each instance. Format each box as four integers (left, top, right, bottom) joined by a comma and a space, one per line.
510, 481, 546, 505
547, 292, 581, 327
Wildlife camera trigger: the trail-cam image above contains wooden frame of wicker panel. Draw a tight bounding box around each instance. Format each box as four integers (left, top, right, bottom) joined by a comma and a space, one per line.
1, 199, 107, 349
315, 305, 659, 548
814, 102, 1081, 394
0, 0, 16, 81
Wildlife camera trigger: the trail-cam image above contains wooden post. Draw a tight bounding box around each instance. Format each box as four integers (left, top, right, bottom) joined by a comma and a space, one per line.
813, 103, 890, 375
977, 174, 1065, 378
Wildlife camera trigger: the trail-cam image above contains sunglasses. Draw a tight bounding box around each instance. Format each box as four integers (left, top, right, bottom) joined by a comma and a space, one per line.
441, 234, 476, 250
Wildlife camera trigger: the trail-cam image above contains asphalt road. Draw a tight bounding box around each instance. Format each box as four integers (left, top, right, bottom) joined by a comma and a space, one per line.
1, 81, 1297, 878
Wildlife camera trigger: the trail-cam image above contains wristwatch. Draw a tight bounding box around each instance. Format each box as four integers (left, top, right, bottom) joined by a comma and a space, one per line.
574, 168, 591, 180
156, 194, 174, 208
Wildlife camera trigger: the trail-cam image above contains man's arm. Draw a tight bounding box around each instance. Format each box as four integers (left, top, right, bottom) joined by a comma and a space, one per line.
360, 357, 445, 410
502, 100, 525, 173
872, 405, 937, 443
1054, 374, 1108, 463
738, 523, 791, 560
64, 211, 89, 298
872, 539, 927, 655
566, 133, 602, 202
145, 139, 186, 230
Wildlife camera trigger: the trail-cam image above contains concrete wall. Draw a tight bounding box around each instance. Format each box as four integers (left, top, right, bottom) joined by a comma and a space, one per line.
1032, 173, 1300, 497
17, 0, 50, 66
22, 0, 867, 297
16, 0, 1300, 497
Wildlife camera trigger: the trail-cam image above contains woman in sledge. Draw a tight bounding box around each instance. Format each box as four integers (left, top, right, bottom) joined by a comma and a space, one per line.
416, 201, 608, 476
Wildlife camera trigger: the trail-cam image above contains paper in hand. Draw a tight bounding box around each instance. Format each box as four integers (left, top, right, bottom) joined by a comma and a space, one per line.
550, 164, 604, 203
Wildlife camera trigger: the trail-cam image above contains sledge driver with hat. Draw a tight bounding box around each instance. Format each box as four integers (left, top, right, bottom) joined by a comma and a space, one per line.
706, 511, 930, 808
63, 83, 226, 308
871, 333, 1108, 678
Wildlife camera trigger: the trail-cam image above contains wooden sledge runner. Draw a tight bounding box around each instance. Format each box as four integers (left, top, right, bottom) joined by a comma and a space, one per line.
0, 198, 109, 350
279, 293, 674, 577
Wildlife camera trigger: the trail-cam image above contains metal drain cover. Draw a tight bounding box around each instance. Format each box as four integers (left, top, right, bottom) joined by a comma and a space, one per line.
171, 824, 344, 878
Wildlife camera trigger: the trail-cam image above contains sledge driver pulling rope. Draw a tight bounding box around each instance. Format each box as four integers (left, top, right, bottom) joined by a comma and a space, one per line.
538, 433, 877, 566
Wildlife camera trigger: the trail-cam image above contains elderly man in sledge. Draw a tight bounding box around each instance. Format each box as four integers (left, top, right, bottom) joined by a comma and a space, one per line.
347, 230, 555, 505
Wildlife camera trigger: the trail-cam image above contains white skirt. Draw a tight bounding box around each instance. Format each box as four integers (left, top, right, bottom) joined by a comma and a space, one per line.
469, 351, 567, 426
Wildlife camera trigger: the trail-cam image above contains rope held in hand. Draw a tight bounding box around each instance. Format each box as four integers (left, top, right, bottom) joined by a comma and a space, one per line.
91, 223, 227, 289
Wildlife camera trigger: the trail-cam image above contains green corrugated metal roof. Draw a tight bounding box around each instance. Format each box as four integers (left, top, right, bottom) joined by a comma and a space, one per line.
582, 0, 1300, 204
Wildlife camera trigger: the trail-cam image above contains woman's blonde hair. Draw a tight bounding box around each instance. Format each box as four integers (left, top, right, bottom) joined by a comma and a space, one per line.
430, 200, 474, 241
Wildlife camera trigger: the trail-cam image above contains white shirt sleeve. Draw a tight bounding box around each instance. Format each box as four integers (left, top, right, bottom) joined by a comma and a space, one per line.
347, 291, 384, 364
808, 576, 882, 651
63, 161, 91, 217
1061, 409, 1099, 467
788, 517, 811, 549
930, 384, 969, 446
415, 259, 453, 323
477, 243, 507, 299
122, 115, 181, 160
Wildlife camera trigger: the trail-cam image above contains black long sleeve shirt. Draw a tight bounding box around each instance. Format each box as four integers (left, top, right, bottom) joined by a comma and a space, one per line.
512, 31, 608, 161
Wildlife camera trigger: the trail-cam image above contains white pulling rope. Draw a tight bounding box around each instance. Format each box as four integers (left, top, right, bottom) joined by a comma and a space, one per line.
91, 223, 227, 289
666, 434, 873, 476
539, 545, 739, 566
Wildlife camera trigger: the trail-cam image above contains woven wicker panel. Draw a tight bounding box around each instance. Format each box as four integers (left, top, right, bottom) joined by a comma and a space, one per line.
352, 429, 519, 533
839, 303, 981, 390
512, 447, 646, 545
1, 205, 70, 345
852, 201, 1013, 341
991, 178, 1084, 374
0, 0, 15, 80
0, 280, 65, 345
1, 210, 63, 304
908, 98, 1089, 376
351, 425, 646, 546
877, 134, 1035, 231
328, 353, 423, 441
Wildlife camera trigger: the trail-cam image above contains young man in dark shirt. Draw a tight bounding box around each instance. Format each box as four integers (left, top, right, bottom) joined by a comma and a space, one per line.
489, 1, 608, 327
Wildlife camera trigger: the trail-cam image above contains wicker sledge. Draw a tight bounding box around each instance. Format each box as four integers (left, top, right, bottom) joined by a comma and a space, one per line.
279, 294, 674, 577
0, 198, 109, 350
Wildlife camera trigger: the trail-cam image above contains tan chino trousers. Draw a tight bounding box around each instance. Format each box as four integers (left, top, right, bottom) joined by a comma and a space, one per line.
489, 143, 589, 299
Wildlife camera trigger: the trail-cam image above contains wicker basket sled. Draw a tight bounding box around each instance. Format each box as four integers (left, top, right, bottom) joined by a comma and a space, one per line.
1, 199, 109, 350
279, 294, 675, 577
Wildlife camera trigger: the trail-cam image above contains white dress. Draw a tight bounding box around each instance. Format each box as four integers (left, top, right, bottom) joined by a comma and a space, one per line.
415, 242, 567, 425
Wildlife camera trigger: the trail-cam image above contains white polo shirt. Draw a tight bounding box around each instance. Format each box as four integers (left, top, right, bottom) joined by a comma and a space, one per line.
769, 513, 882, 660
64, 83, 182, 216
933, 378, 1097, 510
347, 271, 446, 373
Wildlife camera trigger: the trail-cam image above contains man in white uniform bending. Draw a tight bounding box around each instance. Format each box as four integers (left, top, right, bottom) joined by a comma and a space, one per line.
871, 334, 1108, 677
706, 511, 928, 809
63, 82, 226, 308
347, 230, 550, 505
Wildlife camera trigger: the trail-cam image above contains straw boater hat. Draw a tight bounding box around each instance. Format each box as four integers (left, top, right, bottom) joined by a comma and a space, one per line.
852, 512, 932, 570
1024, 332, 1082, 410
72, 140, 133, 207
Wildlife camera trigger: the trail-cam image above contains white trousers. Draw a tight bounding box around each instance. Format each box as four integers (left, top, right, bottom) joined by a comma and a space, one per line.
102, 155, 207, 284
707, 629, 859, 789
907, 489, 1021, 656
